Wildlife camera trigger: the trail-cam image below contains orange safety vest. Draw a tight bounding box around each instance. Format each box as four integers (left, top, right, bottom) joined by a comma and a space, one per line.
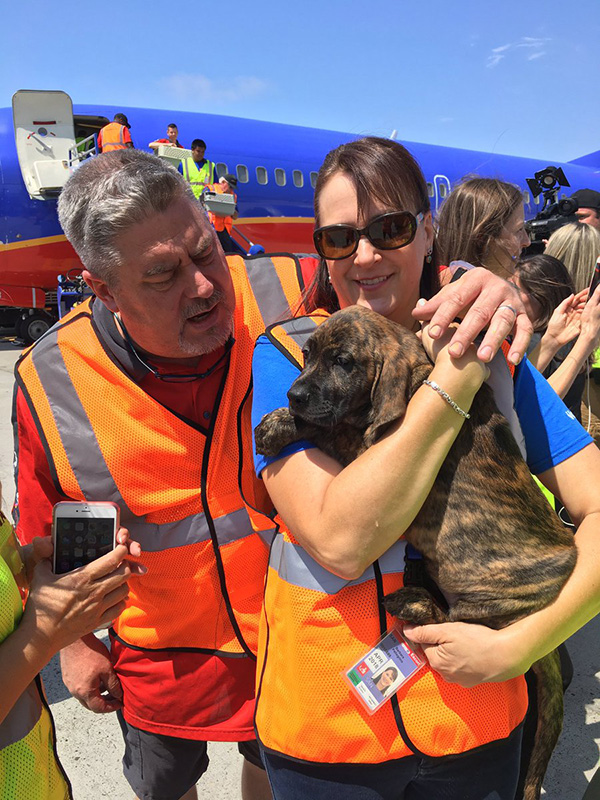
206, 183, 237, 233
253, 312, 528, 764
16, 255, 309, 657
99, 122, 129, 152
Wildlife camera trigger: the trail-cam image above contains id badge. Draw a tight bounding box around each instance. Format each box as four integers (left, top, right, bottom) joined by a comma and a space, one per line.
343, 628, 425, 714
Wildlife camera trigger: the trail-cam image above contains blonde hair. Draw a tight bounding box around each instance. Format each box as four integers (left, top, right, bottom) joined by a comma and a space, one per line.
436, 177, 523, 271
544, 222, 600, 293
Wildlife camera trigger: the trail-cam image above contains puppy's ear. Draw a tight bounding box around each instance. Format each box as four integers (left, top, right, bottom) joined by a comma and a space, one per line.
364, 337, 432, 447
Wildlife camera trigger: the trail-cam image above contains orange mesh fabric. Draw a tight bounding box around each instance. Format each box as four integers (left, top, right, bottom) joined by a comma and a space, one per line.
257, 541, 527, 763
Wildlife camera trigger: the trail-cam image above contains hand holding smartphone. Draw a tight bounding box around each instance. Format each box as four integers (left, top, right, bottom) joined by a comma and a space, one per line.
52, 501, 120, 574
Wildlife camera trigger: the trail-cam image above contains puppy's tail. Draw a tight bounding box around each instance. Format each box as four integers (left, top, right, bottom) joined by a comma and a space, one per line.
521, 649, 564, 800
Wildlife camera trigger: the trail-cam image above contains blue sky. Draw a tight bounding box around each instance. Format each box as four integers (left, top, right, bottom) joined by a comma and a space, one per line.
2, 0, 598, 162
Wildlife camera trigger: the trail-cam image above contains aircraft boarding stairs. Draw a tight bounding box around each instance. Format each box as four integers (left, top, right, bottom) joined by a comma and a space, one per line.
13, 90, 99, 200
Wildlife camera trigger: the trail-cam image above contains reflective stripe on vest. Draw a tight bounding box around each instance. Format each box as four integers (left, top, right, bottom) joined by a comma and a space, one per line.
270, 534, 406, 594
254, 313, 528, 764
16, 255, 307, 655
100, 122, 127, 151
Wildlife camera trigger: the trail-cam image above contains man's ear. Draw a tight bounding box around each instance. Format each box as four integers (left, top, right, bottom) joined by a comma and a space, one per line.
82, 270, 119, 313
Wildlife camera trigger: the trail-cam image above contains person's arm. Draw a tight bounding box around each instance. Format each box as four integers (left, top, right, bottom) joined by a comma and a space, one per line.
0, 540, 135, 725
412, 266, 533, 365
545, 288, 600, 399
403, 359, 599, 686
257, 328, 488, 580
528, 290, 587, 373
404, 442, 600, 687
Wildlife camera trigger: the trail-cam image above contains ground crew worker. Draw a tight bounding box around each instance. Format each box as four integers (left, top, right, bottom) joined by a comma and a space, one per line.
0, 482, 140, 800
179, 139, 215, 198
205, 174, 240, 253
97, 113, 133, 153
149, 123, 184, 150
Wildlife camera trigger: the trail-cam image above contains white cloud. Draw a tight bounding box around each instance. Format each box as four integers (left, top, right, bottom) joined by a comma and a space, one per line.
486, 36, 551, 68
158, 74, 268, 105
486, 52, 507, 68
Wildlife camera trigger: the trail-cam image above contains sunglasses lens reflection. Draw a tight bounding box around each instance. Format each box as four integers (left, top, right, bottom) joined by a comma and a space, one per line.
369, 213, 415, 249
318, 228, 357, 258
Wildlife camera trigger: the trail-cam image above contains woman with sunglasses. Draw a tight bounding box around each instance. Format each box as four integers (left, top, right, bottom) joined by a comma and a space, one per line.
250, 137, 600, 800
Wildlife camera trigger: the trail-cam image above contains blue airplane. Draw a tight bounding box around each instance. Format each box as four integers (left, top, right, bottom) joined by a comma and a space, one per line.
1, 89, 599, 342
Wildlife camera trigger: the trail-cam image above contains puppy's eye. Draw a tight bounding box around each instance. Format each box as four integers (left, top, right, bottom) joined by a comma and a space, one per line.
335, 354, 354, 370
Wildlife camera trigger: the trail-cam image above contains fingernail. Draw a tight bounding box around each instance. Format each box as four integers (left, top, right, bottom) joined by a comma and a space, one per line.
429, 325, 442, 338
416, 298, 427, 307
478, 345, 492, 361
449, 342, 463, 357
510, 352, 522, 366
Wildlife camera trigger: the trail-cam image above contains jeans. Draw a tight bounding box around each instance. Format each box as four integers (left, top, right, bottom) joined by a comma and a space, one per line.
261, 726, 523, 800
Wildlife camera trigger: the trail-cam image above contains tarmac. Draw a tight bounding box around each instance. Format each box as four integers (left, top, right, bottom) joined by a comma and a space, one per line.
0, 331, 599, 799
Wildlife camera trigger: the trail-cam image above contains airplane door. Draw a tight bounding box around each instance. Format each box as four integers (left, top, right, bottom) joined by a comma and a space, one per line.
12, 90, 77, 199
433, 174, 452, 213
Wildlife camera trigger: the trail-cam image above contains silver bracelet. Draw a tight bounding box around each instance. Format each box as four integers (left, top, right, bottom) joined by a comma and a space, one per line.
422, 380, 471, 419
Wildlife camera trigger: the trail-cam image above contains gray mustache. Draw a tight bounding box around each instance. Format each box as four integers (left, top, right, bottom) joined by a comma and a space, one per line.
182, 289, 226, 319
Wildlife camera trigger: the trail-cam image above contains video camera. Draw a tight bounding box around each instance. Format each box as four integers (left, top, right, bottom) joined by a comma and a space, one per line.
525, 166, 579, 252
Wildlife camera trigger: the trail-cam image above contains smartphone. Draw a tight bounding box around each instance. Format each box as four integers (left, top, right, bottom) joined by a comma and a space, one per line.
589, 259, 600, 300
52, 501, 119, 574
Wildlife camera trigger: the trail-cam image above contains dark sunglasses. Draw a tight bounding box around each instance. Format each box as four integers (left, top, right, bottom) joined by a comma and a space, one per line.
313, 211, 424, 261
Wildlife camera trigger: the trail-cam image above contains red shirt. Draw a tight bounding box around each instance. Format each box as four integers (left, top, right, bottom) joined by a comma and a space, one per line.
14, 307, 256, 740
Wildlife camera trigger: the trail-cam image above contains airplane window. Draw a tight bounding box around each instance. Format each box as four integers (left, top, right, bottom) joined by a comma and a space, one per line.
237, 164, 249, 183
293, 170, 304, 188
275, 168, 286, 187
256, 166, 268, 185
310, 171, 318, 189
522, 191, 530, 205
438, 183, 448, 198
533, 193, 541, 205
426, 182, 434, 198
216, 163, 228, 179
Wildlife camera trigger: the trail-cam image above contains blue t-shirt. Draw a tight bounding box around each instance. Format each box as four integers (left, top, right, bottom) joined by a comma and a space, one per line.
251, 333, 592, 478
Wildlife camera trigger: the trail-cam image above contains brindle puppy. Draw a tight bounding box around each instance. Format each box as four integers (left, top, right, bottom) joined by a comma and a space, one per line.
255, 305, 576, 800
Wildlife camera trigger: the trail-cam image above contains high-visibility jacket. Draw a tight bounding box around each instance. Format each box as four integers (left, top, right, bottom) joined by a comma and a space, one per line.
0, 516, 71, 799
15, 255, 309, 657
253, 313, 528, 764
206, 183, 237, 233
181, 158, 215, 199
98, 122, 130, 152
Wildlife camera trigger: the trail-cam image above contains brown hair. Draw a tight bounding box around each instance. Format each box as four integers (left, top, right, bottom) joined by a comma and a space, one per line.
435, 177, 523, 270
514, 254, 575, 332
303, 137, 439, 313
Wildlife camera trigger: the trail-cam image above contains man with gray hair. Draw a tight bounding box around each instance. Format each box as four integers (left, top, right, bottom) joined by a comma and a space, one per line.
12, 149, 308, 800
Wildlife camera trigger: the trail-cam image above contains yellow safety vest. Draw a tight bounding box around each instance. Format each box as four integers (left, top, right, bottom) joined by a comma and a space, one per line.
181, 158, 215, 199
0, 515, 71, 799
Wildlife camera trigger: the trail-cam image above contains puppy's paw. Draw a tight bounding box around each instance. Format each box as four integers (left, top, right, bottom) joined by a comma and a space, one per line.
384, 586, 448, 625
254, 408, 300, 456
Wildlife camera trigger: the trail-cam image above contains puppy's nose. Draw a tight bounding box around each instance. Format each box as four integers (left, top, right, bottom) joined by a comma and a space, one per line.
288, 383, 310, 411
